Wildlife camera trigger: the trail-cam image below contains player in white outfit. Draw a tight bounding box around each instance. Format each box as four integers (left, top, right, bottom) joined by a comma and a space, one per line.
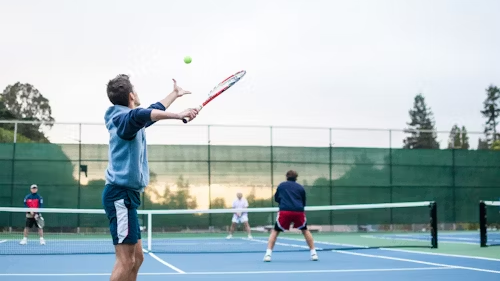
227, 192, 253, 239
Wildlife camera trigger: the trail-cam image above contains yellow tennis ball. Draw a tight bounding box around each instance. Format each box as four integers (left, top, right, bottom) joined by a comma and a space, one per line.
184, 56, 192, 64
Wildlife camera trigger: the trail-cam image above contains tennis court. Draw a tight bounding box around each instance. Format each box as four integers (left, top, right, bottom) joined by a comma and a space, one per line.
1, 201, 499, 280
1, 234, 500, 281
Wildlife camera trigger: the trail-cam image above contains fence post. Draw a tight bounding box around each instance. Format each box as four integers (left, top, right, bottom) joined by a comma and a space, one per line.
77, 123, 82, 232
451, 148, 456, 226
8, 122, 18, 232
329, 128, 333, 226
207, 125, 212, 228
389, 129, 393, 228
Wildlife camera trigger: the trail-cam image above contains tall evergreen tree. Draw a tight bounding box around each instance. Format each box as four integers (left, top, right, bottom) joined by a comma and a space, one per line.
480, 85, 500, 147
447, 125, 469, 149
403, 94, 440, 149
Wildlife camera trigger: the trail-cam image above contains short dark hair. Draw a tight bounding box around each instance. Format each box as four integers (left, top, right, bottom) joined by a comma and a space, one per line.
107, 74, 133, 106
286, 170, 298, 181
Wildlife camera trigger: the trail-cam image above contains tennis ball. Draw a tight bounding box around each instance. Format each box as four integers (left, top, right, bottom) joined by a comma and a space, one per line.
184, 56, 192, 64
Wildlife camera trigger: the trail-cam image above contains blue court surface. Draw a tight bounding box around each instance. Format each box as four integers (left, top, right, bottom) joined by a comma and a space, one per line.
1, 237, 499, 281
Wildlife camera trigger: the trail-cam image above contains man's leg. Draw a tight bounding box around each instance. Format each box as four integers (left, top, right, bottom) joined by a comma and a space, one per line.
301, 229, 318, 260
103, 186, 143, 281
244, 222, 252, 237
296, 212, 318, 261
227, 215, 237, 238
20, 219, 33, 245
264, 211, 288, 262
129, 239, 144, 281
111, 244, 136, 281
38, 226, 45, 245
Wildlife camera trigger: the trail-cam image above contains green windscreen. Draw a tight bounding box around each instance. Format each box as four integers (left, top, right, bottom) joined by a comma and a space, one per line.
1, 142, 500, 230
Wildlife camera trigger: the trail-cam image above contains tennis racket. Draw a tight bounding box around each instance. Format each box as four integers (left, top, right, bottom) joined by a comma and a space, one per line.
35, 214, 45, 229
182, 70, 246, 123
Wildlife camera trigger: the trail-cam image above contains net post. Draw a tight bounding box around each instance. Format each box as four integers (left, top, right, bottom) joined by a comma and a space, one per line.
479, 200, 487, 247
430, 201, 438, 248
147, 212, 152, 251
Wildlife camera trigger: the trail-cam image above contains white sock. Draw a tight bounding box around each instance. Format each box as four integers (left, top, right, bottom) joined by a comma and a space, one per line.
266, 249, 272, 256
310, 249, 317, 255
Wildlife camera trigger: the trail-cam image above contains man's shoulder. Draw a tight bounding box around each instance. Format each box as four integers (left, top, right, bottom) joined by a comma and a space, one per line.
105, 105, 132, 126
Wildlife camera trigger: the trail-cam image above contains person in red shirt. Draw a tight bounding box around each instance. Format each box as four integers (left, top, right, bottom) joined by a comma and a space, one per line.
19, 184, 45, 245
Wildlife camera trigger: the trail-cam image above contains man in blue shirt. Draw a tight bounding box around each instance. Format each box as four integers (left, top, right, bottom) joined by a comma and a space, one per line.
19, 184, 45, 245
102, 74, 198, 281
263, 170, 318, 262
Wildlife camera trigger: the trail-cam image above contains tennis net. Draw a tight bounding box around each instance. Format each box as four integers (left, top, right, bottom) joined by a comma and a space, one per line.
0, 201, 437, 255
479, 200, 500, 247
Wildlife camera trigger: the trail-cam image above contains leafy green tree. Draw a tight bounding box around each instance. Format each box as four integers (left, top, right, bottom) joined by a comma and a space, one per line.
1, 83, 54, 142
210, 197, 226, 208
480, 85, 500, 148
447, 125, 470, 149
403, 94, 439, 149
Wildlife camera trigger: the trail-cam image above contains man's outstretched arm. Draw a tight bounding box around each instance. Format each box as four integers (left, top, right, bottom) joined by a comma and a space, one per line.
114, 108, 197, 140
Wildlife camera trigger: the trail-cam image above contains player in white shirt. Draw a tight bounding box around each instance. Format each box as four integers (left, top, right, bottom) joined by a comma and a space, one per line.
227, 192, 253, 239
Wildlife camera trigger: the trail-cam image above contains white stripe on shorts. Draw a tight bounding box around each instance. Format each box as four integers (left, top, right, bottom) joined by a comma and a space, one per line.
114, 199, 128, 243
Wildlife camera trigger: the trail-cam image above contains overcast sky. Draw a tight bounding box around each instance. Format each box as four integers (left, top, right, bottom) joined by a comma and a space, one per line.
1, 0, 499, 148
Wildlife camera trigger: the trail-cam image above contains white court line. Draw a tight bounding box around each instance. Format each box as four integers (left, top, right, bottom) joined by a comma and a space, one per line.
0, 240, 7, 244
0, 267, 454, 276
142, 249, 185, 274
258, 237, 499, 274
335, 251, 500, 274
279, 237, 500, 262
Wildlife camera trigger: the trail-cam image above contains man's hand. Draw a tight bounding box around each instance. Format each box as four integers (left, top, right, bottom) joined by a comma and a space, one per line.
178, 108, 199, 121
172, 79, 191, 97
158, 79, 193, 109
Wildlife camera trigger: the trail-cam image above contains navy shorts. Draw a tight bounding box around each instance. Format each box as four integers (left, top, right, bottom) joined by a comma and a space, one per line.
102, 184, 141, 245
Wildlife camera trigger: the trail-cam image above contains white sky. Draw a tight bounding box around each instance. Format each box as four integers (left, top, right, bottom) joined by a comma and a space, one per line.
1, 0, 499, 148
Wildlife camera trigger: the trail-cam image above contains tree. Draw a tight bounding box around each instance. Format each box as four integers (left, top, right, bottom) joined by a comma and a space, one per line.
447, 125, 470, 149
210, 198, 226, 208
477, 138, 489, 150
403, 94, 440, 149
145, 175, 198, 209
1, 82, 55, 142
480, 85, 500, 148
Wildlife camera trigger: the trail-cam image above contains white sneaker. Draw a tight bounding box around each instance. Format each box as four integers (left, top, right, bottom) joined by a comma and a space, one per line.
226, 235, 233, 239
19, 238, 27, 245
263, 254, 271, 262
40, 238, 46, 245
311, 253, 318, 261
247, 235, 253, 239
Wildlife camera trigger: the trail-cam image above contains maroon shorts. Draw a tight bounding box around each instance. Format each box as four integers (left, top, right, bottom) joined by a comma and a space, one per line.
275, 210, 307, 231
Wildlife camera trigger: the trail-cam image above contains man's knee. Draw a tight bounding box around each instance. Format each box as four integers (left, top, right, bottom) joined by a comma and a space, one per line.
117, 254, 136, 270
134, 251, 144, 267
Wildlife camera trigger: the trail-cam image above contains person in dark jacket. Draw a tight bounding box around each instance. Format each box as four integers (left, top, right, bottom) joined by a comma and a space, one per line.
263, 170, 318, 262
19, 184, 45, 245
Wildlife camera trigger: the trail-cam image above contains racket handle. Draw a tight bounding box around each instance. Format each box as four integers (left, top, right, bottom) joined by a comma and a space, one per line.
182, 106, 203, 123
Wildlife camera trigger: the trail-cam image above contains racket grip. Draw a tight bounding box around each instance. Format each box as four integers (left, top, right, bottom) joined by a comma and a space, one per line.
182, 106, 203, 123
